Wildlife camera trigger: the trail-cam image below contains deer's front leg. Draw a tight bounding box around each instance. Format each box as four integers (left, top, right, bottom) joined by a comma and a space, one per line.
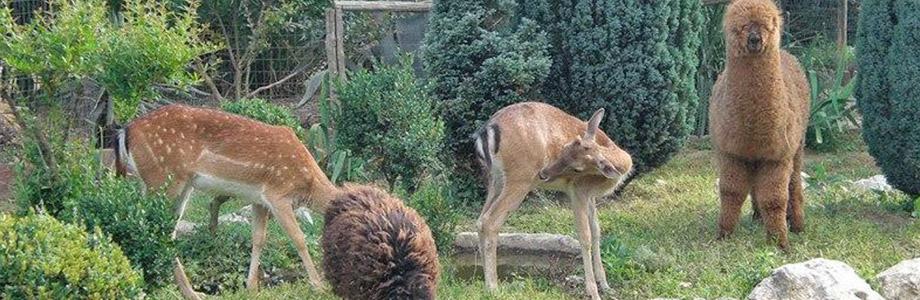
573, 195, 600, 300
246, 204, 270, 290
588, 198, 611, 293
272, 199, 324, 289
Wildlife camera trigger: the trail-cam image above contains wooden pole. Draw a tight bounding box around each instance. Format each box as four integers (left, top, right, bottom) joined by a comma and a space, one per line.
325, 9, 339, 79
836, 0, 848, 50
334, 7, 347, 82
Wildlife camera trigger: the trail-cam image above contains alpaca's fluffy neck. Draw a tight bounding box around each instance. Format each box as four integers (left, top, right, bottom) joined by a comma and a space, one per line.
725, 51, 786, 109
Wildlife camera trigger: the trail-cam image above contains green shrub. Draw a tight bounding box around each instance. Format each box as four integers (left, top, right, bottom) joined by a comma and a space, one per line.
335, 58, 445, 191
99, 0, 216, 122
220, 98, 306, 140
177, 221, 322, 294
856, 0, 920, 196
14, 135, 177, 289
423, 0, 551, 199
0, 213, 143, 299
65, 174, 177, 290
399, 178, 461, 253
521, 0, 703, 176
13, 116, 95, 219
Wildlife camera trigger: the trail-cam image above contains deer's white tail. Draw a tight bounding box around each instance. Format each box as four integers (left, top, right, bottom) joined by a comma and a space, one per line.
475, 123, 501, 171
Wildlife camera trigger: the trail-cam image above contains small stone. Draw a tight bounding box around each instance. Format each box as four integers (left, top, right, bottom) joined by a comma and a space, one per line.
852, 175, 893, 192
876, 258, 920, 300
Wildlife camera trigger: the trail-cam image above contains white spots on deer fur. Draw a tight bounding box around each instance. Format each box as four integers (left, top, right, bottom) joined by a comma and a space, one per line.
169, 128, 175, 134
282, 166, 288, 170
156, 138, 163, 145
166, 145, 172, 154
159, 156, 165, 163
191, 124, 197, 130
179, 132, 186, 139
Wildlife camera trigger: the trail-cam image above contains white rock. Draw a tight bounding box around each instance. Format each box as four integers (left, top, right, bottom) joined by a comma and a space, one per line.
218, 204, 252, 225
295, 207, 314, 225
876, 258, 920, 300
174, 220, 199, 236
747, 258, 883, 300
852, 175, 893, 192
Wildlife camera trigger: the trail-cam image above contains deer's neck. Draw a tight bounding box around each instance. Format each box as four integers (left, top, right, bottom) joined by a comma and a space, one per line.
304, 174, 338, 212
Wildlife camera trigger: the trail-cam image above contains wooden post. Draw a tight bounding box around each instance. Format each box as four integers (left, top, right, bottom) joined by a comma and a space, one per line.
335, 7, 347, 82
836, 0, 848, 50
325, 9, 339, 80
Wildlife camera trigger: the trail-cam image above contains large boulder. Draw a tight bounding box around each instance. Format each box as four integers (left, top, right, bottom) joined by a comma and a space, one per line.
748, 258, 883, 300
876, 258, 920, 300
852, 175, 894, 192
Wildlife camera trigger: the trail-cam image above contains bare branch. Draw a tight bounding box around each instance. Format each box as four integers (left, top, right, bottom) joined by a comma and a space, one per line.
193, 61, 223, 100
245, 63, 311, 99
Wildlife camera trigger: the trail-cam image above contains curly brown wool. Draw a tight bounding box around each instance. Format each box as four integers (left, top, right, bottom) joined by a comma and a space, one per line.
709, 0, 810, 250
322, 184, 440, 300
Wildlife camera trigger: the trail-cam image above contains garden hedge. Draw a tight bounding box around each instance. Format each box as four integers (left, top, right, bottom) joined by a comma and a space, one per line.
521, 0, 704, 175
856, 0, 920, 196
0, 214, 143, 299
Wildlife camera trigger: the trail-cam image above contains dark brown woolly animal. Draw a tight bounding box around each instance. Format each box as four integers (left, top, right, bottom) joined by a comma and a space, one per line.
709, 0, 810, 250
322, 184, 440, 300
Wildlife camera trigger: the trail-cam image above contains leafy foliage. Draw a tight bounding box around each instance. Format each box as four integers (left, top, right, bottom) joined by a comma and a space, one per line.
423, 0, 550, 200
177, 221, 322, 295
13, 114, 95, 218
521, 0, 703, 176
0, 214, 143, 299
399, 178, 461, 253
220, 98, 306, 139
64, 174, 177, 290
0, 0, 107, 87
335, 59, 444, 191
14, 132, 176, 289
804, 46, 858, 151
99, 0, 216, 121
856, 0, 920, 196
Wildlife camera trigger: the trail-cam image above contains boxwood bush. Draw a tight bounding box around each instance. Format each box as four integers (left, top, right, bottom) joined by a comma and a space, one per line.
335, 58, 445, 191
0, 214, 143, 299
856, 0, 920, 196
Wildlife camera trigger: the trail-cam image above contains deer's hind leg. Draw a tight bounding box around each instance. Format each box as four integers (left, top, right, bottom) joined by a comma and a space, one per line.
477, 179, 530, 291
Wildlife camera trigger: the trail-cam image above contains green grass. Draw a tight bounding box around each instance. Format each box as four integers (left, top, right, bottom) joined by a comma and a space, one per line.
151, 140, 918, 299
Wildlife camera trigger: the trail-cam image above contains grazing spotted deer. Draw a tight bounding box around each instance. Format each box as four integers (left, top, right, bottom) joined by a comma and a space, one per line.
474, 102, 634, 300
109, 104, 337, 299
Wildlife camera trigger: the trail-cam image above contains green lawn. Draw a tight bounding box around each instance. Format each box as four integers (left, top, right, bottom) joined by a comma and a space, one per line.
152, 141, 919, 299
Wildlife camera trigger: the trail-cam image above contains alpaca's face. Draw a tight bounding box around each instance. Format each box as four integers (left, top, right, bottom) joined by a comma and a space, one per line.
724, 0, 783, 57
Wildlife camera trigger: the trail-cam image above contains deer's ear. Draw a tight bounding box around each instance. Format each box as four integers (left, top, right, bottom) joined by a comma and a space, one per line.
584, 108, 605, 141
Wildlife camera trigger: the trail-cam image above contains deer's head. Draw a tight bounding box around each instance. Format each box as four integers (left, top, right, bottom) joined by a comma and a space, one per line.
537, 108, 633, 183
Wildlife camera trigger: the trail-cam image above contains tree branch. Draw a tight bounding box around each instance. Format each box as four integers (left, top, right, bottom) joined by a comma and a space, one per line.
245, 64, 311, 99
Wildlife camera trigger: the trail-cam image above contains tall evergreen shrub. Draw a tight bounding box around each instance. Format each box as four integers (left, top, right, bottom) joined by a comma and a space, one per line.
856, 0, 920, 196
521, 0, 703, 175
423, 0, 551, 198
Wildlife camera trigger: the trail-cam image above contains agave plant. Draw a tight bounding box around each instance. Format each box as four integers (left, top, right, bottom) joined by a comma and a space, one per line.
806, 48, 859, 150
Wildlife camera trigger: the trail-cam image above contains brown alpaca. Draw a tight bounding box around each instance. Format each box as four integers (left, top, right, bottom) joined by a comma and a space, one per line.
709, 0, 810, 250
322, 184, 440, 300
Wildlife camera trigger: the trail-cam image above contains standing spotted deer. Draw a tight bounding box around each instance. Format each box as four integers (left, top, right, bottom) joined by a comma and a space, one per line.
108, 104, 337, 299
474, 102, 634, 300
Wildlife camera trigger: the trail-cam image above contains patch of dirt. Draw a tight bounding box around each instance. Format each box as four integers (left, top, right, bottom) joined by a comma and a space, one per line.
0, 163, 11, 211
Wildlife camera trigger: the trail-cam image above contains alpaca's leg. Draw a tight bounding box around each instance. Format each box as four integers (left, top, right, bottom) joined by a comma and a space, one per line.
588, 198, 611, 292
751, 188, 762, 223
753, 161, 792, 251
246, 204, 270, 290
209, 195, 231, 234
572, 194, 601, 300
788, 146, 806, 233
718, 156, 752, 239
273, 200, 324, 289
477, 182, 529, 291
